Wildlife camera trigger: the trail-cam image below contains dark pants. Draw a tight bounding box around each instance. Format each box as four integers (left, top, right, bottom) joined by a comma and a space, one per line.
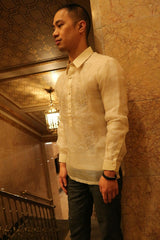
67, 174, 123, 240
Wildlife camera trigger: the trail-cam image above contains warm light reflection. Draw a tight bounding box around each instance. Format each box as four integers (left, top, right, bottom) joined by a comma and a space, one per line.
50, 72, 60, 86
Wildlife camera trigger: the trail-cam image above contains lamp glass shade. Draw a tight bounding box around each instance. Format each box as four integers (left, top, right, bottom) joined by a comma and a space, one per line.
45, 108, 59, 130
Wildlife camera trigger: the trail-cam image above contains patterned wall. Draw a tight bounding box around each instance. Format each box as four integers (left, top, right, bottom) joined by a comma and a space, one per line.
0, 0, 65, 70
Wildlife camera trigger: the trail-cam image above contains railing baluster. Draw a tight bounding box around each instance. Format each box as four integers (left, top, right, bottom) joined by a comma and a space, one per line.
7, 198, 15, 236
14, 200, 21, 239
25, 201, 33, 240
46, 207, 55, 240
27, 202, 33, 239
0, 197, 4, 238
1, 195, 9, 237
41, 206, 48, 239
50, 206, 58, 240
33, 203, 39, 240
30, 203, 39, 239
44, 207, 51, 239
34, 204, 41, 239
19, 200, 28, 239
46, 207, 51, 239
14, 199, 19, 226
38, 205, 45, 238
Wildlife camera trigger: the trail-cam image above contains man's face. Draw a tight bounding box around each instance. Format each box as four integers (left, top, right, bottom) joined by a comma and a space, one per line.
53, 9, 79, 52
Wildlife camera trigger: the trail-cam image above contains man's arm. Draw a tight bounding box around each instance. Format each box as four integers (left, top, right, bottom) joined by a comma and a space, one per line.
57, 115, 68, 194
98, 57, 128, 203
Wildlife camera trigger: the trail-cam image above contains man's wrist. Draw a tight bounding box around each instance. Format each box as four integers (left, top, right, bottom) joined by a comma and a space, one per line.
102, 172, 117, 181
59, 162, 66, 167
103, 170, 116, 177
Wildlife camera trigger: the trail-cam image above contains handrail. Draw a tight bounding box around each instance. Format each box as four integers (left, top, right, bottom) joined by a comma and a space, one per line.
0, 190, 58, 240
20, 190, 53, 205
0, 190, 55, 208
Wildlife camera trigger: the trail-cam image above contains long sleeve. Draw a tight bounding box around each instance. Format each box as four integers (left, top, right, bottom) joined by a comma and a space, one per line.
55, 78, 68, 163
98, 58, 129, 171
56, 113, 67, 163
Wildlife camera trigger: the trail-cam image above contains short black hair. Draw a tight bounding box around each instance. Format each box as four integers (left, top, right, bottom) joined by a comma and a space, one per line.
56, 3, 91, 38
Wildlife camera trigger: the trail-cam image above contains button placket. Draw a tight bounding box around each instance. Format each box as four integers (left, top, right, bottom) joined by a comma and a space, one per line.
67, 67, 73, 126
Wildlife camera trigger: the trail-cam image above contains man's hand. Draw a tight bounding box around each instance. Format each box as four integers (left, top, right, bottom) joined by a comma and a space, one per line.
99, 170, 119, 204
59, 163, 68, 194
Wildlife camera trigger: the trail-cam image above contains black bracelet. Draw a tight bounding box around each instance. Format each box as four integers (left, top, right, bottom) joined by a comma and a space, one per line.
102, 172, 117, 181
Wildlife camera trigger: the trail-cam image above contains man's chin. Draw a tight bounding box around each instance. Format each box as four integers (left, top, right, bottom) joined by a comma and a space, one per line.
57, 45, 66, 52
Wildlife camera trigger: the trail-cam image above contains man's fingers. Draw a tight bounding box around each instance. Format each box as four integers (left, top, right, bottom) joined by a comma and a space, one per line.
101, 192, 107, 204
107, 192, 112, 203
111, 190, 116, 201
63, 177, 67, 188
100, 185, 118, 203
59, 177, 68, 194
102, 191, 116, 204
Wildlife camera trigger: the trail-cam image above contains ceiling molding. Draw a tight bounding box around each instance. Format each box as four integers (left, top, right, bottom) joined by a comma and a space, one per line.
0, 58, 67, 81
0, 94, 47, 133
0, 110, 41, 137
41, 134, 57, 142
23, 105, 49, 113
0, 110, 57, 142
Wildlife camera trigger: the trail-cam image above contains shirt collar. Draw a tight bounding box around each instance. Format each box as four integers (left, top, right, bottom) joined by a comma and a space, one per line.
73, 46, 93, 68
66, 47, 93, 72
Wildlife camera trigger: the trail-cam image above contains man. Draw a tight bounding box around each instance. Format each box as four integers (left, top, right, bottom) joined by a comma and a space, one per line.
53, 3, 128, 240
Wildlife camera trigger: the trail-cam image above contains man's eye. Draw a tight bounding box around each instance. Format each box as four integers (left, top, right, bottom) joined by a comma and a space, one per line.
58, 23, 63, 28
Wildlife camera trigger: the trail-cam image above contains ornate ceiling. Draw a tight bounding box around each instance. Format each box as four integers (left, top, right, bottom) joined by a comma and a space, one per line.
0, 0, 93, 141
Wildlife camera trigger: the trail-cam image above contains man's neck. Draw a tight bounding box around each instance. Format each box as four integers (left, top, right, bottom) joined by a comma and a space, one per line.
68, 41, 88, 62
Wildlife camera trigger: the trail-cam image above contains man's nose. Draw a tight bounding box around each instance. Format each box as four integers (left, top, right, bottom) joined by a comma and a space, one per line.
53, 29, 58, 38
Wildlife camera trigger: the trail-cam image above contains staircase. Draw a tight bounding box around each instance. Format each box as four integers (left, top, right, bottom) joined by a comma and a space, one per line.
0, 190, 58, 240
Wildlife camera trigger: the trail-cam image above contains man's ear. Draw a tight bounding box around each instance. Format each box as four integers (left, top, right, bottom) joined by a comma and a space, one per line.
78, 20, 86, 34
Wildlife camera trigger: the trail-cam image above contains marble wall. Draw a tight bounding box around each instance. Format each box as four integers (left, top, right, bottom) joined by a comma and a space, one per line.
90, 0, 160, 239
0, 119, 48, 198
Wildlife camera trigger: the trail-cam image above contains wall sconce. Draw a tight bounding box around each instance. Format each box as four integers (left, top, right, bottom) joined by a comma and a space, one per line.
44, 87, 59, 131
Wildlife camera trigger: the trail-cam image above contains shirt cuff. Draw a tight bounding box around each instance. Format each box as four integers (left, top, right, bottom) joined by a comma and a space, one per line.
59, 152, 67, 163
103, 160, 117, 171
